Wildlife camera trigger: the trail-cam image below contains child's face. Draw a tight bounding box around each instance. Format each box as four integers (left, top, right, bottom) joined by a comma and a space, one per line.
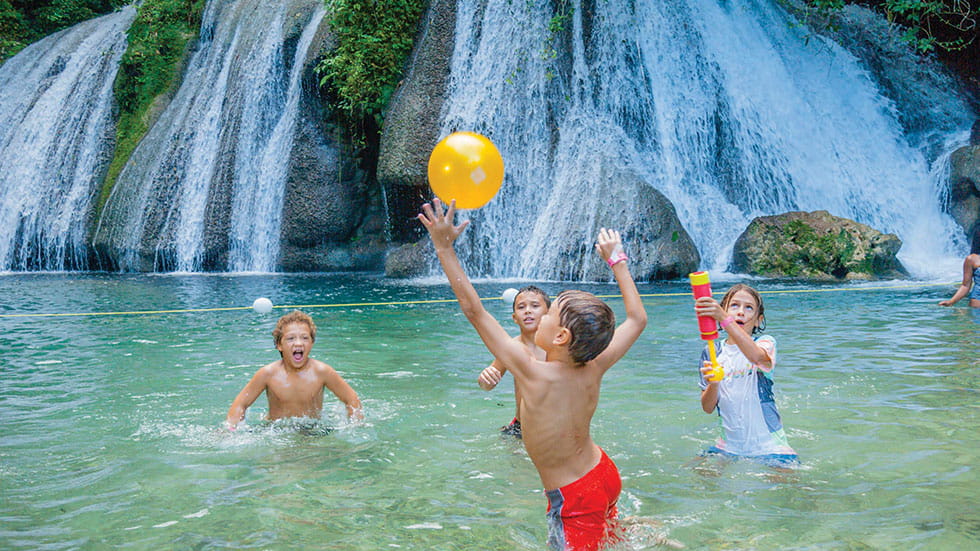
534, 300, 562, 350
277, 322, 314, 369
511, 291, 548, 333
724, 290, 762, 334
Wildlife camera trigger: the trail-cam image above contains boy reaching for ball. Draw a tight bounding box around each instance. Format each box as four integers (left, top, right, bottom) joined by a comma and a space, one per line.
225, 310, 362, 429
419, 198, 647, 551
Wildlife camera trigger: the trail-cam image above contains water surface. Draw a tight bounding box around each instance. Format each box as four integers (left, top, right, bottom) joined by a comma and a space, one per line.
0, 273, 976, 549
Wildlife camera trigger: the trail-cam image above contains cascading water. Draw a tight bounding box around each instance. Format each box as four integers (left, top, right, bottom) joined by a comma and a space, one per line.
94, 0, 325, 272
442, 0, 976, 280
0, 7, 136, 271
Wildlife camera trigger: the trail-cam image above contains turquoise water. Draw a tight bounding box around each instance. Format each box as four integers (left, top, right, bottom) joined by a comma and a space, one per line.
1, 273, 977, 550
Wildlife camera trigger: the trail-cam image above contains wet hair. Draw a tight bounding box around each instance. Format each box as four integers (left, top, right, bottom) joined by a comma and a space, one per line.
719, 284, 766, 335
273, 310, 317, 346
554, 290, 615, 364
513, 285, 551, 311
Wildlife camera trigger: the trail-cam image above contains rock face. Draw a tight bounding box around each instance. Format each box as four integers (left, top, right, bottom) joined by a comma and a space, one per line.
811, 3, 977, 142
557, 162, 700, 282
278, 22, 385, 272
384, 239, 433, 279
730, 210, 907, 280
949, 142, 980, 252
376, 0, 456, 243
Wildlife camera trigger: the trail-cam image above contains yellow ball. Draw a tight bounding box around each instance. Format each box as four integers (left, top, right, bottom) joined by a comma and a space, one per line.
427, 131, 504, 209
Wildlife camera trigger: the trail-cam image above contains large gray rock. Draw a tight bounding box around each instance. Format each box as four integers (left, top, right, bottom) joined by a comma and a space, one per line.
384, 239, 434, 278
730, 210, 907, 280
587, 164, 700, 281
949, 143, 980, 251
376, 0, 456, 242
277, 32, 383, 271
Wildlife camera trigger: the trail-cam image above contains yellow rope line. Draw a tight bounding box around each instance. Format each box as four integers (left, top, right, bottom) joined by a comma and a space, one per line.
0, 281, 955, 319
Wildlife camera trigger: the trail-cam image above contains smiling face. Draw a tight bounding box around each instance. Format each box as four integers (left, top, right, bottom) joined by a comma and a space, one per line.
276, 322, 314, 370
511, 289, 550, 334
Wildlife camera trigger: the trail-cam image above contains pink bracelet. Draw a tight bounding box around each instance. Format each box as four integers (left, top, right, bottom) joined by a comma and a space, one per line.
720, 316, 735, 329
606, 251, 628, 267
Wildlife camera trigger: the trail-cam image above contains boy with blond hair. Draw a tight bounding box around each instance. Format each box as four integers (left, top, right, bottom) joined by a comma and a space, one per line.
226, 310, 362, 428
418, 199, 647, 550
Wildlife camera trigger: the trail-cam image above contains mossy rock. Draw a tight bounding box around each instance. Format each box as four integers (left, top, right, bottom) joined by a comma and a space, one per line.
730, 210, 907, 280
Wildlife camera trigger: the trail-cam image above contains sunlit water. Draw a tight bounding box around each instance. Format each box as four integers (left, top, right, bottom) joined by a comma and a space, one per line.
0, 273, 977, 549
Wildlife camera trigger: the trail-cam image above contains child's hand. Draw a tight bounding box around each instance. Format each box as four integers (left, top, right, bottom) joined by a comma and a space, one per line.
478, 366, 502, 390
700, 361, 724, 383
417, 198, 470, 250
694, 296, 726, 322
595, 228, 627, 265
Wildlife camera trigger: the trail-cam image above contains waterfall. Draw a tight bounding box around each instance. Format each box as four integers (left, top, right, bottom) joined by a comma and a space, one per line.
95, 0, 325, 272
442, 0, 976, 280
0, 6, 136, 271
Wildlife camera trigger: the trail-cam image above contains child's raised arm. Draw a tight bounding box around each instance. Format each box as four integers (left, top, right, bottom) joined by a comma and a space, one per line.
417, 199, 529, 376
694, 296, 772, 370
593, 228, 647, 371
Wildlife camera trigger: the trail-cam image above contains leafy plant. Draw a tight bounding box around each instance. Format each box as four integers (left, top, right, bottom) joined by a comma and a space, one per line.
316, 0, 426, 145
98, 0, 205, 213
798, 0, 978, 53
0, 0, 128, 62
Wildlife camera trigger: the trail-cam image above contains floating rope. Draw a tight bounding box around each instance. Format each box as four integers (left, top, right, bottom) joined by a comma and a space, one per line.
0, 281, 955, 319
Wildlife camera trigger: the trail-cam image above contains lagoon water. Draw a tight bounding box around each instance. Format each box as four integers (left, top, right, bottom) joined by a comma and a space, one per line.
1, 273, 977, 549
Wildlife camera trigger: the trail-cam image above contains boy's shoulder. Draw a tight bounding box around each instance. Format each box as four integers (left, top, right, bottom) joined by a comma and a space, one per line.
258, 359, 284, 375
309, 358, 339, 377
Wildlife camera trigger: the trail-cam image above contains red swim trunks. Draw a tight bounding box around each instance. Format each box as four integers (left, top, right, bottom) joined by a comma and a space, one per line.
545, 449, 622, 551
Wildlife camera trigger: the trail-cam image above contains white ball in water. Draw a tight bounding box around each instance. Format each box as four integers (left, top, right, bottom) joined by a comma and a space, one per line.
252, 297, 273, 314
501, 288, 519, 306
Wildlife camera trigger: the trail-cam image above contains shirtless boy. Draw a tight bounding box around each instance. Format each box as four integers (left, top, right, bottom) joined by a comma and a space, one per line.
477, 285, 550, 437
419, 199, 647, 550
225, 310, 362, 428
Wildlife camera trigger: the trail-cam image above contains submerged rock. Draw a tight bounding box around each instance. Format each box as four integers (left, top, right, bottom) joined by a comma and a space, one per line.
730, 210, 906, 280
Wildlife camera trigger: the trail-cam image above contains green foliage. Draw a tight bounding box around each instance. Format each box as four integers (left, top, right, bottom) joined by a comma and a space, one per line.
1, 0, 128, 62
316, 0, 426, 143
98, 0, 205, 213
0, 1, 28, 60
800, 0, 978, 53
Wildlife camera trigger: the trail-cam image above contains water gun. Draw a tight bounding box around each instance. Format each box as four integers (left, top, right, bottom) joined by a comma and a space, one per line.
689, 271, 724, 382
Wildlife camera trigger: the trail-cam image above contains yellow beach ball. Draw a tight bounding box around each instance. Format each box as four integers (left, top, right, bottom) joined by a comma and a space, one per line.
427, 131, 504, 209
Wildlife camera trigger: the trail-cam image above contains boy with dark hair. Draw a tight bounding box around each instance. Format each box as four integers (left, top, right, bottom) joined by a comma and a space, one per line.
419, 199, 647, 550
477, 285, 550, 437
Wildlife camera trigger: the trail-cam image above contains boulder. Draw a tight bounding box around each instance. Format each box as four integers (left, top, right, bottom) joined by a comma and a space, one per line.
384, 239, 433, 278
590, 166, 700, 281
730, 210, 906, 280
950, 144, 980, 251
